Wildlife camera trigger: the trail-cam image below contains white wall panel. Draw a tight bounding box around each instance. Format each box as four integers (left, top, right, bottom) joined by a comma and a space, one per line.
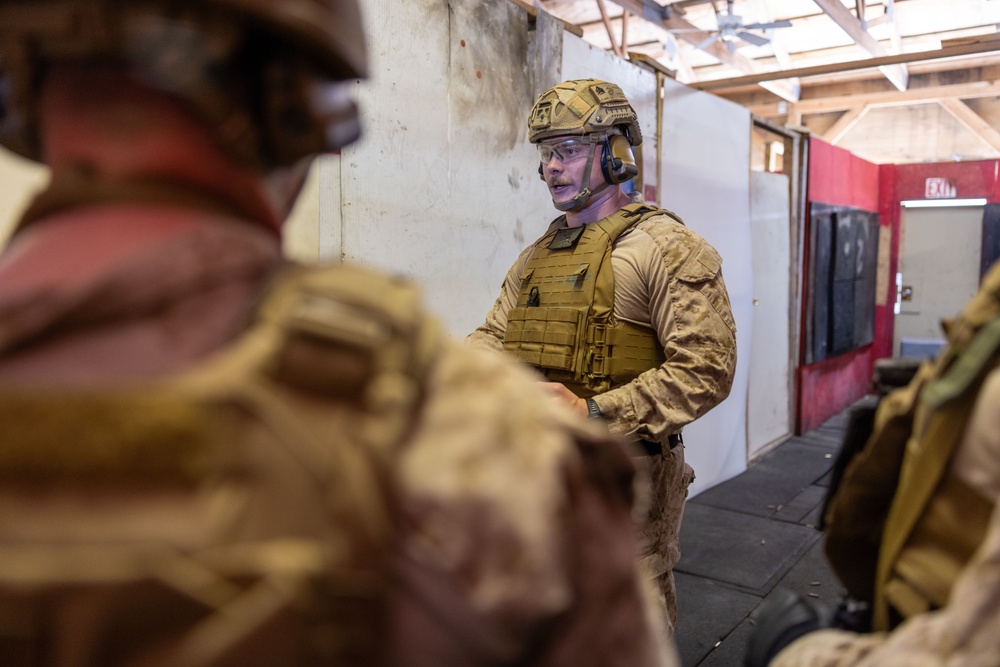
748, 171, 792, 458
660, 79, 754, 496
561, 37, 658, 202
332, 0, 550, 337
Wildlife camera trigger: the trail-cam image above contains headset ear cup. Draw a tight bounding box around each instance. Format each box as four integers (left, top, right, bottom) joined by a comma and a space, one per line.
604, 134, 638, 184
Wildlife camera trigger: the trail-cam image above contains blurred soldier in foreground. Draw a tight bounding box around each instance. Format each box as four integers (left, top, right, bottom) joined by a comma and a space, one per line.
467, 79, 737, 633
0, 2, 676, 665
746, 259, 1000, 667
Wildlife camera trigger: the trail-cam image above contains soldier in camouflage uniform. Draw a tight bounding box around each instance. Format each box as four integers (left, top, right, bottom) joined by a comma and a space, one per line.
0, 3, 677, 665
467, 79, 738, 634
746, 260, 1000, 667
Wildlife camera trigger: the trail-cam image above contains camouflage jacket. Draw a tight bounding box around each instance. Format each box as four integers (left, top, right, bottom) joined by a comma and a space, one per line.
0, 186, 678, 667
468, 199, 737, 448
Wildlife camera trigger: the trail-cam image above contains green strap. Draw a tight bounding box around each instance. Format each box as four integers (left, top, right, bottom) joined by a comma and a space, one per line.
923, 317, 1000, 408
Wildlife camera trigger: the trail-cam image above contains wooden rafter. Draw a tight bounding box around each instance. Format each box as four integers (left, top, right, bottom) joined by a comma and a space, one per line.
621, 9, 629, 53
605, 0, 800, 102
750, 78, 1000, 117
693, 36, 1000, 91
745, 0, 802, 94
938, 98, 1000, 153
596, 0, 625, 58
883, 0, 902, 54
812, 0, 908, 91
822, 106, 871, 144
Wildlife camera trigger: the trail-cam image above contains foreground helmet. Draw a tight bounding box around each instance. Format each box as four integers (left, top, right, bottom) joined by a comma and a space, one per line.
527, 79, 642, 147
0, 0, 367, 169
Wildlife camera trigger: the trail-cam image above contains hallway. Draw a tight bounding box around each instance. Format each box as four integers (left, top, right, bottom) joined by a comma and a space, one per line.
674, 398, 875, 666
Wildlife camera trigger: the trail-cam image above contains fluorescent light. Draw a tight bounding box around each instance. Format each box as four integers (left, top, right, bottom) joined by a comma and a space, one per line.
900, 198, 987, 208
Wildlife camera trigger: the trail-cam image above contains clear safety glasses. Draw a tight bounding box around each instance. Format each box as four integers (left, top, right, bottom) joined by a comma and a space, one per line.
537, 138, 592, 165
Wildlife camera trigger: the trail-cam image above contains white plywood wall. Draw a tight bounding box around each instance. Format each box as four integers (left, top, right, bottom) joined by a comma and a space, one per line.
748, 171, 793, 459
661, 78, 754, 495
323, 0, 552, 338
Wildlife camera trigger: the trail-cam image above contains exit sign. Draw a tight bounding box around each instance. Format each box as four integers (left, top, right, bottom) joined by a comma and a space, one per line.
925, 178, 957, 199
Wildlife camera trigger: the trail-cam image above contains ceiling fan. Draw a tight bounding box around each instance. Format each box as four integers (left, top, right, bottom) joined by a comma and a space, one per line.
668, 0, 792, 52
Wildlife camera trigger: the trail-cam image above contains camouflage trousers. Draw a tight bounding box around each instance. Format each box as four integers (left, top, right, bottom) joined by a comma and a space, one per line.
636, 444, 695, 637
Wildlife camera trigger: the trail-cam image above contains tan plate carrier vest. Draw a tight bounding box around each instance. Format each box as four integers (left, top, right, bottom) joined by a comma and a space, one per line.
824, 262, 1000, 632
0, 263, 440, 666
502, 203, 669, 397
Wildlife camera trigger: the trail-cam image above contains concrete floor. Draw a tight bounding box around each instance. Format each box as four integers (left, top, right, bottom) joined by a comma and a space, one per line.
673, 403, 867, 666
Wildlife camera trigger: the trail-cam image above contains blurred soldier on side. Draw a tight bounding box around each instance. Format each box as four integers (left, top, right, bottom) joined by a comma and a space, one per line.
467, 79, 737, 634
746, 260, 1000, 667
0, 2, 676, 665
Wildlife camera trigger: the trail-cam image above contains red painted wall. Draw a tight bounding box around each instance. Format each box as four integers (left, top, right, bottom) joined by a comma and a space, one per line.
891, 160, 1000, 202
797, 139, 880, 433
797, 152, 1000, 433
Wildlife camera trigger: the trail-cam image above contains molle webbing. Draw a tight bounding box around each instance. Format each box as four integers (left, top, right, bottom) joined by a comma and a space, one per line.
502, 204, 667, 396
0, 391, 233, 485
0, 263, 439, 667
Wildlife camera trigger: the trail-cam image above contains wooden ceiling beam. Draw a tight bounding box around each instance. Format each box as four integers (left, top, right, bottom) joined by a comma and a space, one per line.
750, 78, 1000, 116
822, 106, 871, 144
596, 0, 626, 57
693, 36, 1000, 91
812, 0, 908, 91
605, 0, 800, 101
883, 0, 902, 54
938, 98, 1000, 153
746, 0, 795, 72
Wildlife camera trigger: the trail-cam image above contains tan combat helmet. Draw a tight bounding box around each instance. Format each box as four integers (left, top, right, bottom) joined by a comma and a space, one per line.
527, 79, 642, 147
0, 0, 367, 169
529, 79, 642, 211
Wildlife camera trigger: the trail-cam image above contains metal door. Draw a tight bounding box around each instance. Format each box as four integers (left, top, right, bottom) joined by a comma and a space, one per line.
894, 205, 983, 356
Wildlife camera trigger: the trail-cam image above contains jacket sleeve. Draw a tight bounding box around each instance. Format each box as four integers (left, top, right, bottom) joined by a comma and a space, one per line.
384, 340, 680, 667
591, 219, 737, 445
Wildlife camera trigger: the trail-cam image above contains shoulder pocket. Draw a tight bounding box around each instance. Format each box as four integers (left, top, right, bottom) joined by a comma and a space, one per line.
676, 244, 722, 283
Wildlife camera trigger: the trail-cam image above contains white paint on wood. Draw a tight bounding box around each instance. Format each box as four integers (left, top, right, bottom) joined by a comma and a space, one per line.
748, 170, 792, 459
334, 0, 550, 337
661, 77, 754, 496
317, 155, 343, 262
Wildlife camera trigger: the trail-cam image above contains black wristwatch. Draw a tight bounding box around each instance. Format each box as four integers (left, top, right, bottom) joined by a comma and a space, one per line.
585, 398, 603, 419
